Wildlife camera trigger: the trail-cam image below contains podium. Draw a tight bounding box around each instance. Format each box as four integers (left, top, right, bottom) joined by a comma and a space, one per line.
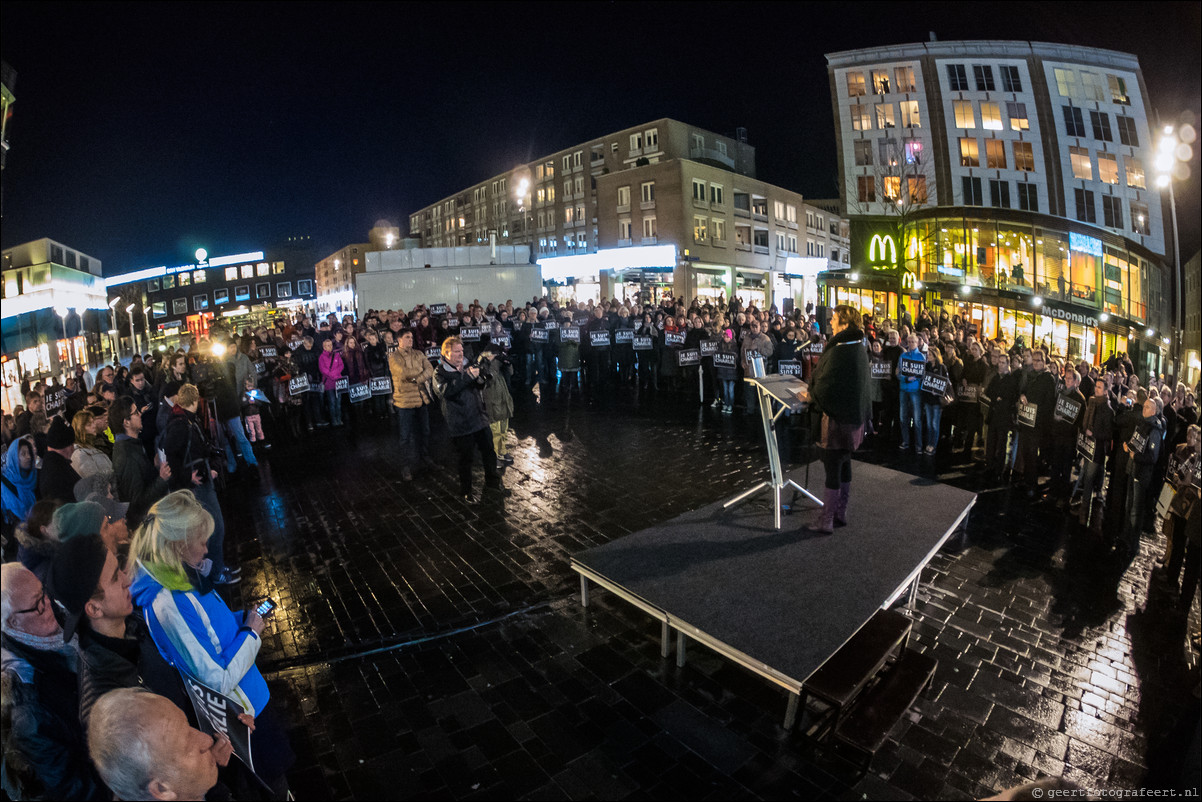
723, 358, 822, 529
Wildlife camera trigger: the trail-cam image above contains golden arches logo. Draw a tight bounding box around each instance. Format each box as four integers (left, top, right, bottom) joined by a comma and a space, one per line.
900, 271, 916, 289
868, 234, 897, 266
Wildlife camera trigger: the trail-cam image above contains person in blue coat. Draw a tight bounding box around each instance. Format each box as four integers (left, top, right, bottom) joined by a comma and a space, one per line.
129, 488, 294, 794
2, 437, 39, 530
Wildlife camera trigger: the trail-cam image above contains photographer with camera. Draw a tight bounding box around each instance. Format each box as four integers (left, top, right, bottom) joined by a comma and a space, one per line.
433, 337, 509, 501
160, 384, 238, 586
479, 344, 515, 466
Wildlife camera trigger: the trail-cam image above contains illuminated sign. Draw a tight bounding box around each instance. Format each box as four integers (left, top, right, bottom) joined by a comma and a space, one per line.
900, 272, 916, 290
868, 234, 898, 267
1069, 232, 1102, 257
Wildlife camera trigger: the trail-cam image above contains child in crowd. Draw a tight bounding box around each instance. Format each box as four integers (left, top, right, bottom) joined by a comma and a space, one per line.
242, 377, 269, 448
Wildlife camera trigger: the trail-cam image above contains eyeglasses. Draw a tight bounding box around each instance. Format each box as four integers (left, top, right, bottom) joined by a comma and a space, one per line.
14, 591, 48, 617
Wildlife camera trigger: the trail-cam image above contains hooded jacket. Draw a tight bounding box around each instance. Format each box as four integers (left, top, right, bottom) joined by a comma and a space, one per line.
130, 562, 268, 716
2, 439, 38, 523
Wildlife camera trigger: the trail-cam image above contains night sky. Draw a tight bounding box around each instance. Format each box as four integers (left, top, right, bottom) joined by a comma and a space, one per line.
2, 1, 1199, 274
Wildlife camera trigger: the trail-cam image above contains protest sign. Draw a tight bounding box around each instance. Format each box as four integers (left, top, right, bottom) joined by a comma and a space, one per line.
677, 349, 701, 367
370, 376, 392, 396
590, 330, 611, 348
632, 335, 652, 351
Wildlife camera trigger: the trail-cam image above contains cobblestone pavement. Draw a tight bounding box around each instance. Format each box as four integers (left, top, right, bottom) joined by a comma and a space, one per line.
215, 384, 1201, 800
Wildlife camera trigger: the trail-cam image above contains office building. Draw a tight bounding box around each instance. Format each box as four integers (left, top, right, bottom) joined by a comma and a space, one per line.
827, 39, 1171, 374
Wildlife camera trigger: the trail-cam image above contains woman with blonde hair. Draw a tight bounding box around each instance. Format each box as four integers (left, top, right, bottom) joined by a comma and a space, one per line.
129, 489, 294, 793
69, 409, 113, 479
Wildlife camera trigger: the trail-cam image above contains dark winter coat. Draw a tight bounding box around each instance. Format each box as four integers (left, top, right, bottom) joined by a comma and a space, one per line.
433, 360, 489, 437
810, 325, 870, 427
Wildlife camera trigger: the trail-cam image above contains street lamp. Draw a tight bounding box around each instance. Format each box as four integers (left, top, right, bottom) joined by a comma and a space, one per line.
1155, 121, 1196, 382
55, 306, 72, 371
125, 304, 137, 363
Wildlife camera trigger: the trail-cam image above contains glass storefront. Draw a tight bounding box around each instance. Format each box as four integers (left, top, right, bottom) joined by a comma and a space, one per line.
828, 286, 899, 321
904, 216, 1154, 325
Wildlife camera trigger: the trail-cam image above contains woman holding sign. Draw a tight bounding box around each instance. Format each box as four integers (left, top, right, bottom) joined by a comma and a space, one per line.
920, 350, 952, 457
804, 305, 870, 534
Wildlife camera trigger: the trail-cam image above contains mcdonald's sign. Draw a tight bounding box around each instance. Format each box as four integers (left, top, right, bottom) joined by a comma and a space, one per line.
868, 234, 898, 268
900, 271, 916, 290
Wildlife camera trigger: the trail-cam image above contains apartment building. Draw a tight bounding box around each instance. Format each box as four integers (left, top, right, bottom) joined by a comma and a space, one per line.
828, 39, 1171, 374
408, 118, 846, 311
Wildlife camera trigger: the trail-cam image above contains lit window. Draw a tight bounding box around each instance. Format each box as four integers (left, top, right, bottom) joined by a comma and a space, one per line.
900, 100, 921, 128
954, 100, 975, 128
959, 137, 979, 167
643, 216, 657, 239
894, 66, 916, 93
883, 176, 901, 200
1069, 146, 1093, 180
1081, 71, 1105, 102
193, 270, 206, 283
1108, 75, 1129, 105
178, 271, 191, 286
985, 140, 1006, 169
851, 105, 872, 131
1054, 68, 1076, 97
907, 176, 928, 204
712, 219, 726, 241
1007, 102, 1029, 131
256, 262, 270, 277
904, 140, 923, 165
871, 70, 891, 94
1130, 201, 1149, 234
617, 186, 631, 208
981, 102, 1002, 130
786, 204, 797, 223
1013, 142, 1035, 172
875, 103, 895, 129
846, 71, 866, 97
773, 200, 785, 219
225, 267, 238, 281
1125, 157, 1146, 189
1098, 153, 1119, 184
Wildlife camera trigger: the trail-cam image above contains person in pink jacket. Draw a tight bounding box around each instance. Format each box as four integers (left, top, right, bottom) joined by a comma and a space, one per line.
318, 339, 345, 426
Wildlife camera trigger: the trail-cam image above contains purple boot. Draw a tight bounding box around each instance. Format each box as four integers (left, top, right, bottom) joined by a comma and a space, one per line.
803, 488, 840, 534
834, 482, 851, 527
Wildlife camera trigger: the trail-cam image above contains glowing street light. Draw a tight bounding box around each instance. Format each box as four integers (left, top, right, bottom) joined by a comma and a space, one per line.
125, 303, 137, 360
1155, 120, 1195, 381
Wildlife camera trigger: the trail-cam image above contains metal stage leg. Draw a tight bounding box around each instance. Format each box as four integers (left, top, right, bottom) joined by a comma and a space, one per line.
784, 691, 800, 730
785, 479, 823, 507
907, 574, 920, 609
661, 622, 670, 658
580, 575, 589, 607
676, 631, 687, 668
722, 480, 771, 509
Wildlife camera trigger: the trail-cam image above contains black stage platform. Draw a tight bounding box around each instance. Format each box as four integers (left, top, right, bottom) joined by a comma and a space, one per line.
570, 461, 977, 726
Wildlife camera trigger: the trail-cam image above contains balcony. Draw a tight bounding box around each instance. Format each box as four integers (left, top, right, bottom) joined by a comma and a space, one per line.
711, 236, 727, 248
640, 200, 656, 211
688, 144, 736, 170
641, 236, 658, 245
735, 242, 752, 252
618, 238, 633, 247
753, 245, 770, 255
617, 203, 631, 213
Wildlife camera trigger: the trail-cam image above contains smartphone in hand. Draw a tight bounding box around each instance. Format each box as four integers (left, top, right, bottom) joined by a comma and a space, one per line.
253, 598, 278, 618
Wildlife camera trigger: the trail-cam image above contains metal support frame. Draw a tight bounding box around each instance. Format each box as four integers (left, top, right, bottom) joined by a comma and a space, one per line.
723, 365, 820, 529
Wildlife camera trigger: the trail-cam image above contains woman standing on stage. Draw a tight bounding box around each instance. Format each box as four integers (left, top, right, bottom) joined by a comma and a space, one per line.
805, 304, 870, 534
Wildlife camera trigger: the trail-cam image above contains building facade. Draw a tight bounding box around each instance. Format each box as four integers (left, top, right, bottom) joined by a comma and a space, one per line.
827, 40, 1171, 375
105, 248, 316, 346
408, 118, 846, 310
1184, 250, 1200, 387
1, 238, 109, 411
315, 223, 409, 315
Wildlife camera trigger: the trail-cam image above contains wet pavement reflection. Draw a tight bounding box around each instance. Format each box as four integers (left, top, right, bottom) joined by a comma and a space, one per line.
214, 385, 1200, 799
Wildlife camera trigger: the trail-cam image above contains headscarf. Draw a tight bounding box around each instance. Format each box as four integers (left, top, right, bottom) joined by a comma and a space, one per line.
2, 438, 38, 522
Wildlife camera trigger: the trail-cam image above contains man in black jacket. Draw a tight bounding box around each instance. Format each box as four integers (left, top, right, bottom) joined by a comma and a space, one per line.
1121, 397, 1166, 556
39, 417, 81, 504
1047, 368, 1086, 504
1016, 350, 1058, 497
161, 384, 237, 585
109, 397, 171, 529
1077, 378, 1115, 529
126, 367, 159, 456
434, 337, 508, 501
983, 352, 1020, 479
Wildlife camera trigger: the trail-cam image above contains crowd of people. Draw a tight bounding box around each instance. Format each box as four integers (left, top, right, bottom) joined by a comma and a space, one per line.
1, 291, 1199, 798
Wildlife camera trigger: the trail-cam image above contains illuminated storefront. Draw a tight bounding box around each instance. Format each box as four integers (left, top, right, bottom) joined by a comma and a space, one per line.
825, 215, 1168, 371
